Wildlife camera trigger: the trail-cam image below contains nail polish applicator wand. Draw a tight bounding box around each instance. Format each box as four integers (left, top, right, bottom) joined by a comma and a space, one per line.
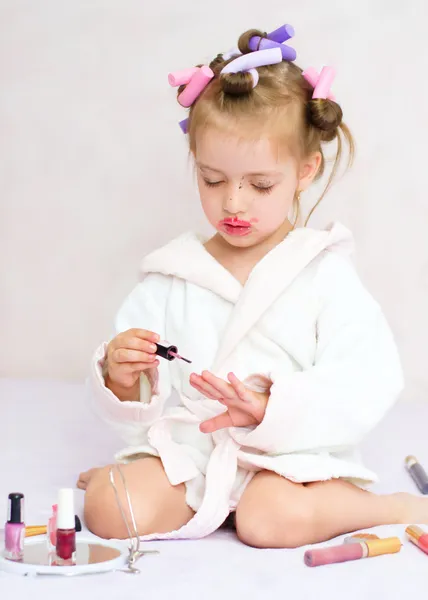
155, 343, 192, 364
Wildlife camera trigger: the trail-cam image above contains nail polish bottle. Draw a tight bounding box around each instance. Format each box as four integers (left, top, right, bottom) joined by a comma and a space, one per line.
55, 489, 76, 564
4, 493, 25, 561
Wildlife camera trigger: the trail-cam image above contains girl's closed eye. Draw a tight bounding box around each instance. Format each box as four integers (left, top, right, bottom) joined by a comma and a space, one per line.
203, 179, 224, 188
252, 183, 274, 195
203, 179, 274, 194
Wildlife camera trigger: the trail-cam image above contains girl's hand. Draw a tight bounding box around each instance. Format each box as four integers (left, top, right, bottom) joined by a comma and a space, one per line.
189, 371, 269, 433
105, 328, 160, 390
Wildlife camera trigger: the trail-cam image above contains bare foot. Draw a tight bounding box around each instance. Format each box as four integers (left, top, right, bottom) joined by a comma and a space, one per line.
394, 493, 428, 524
77, 467, 101, 491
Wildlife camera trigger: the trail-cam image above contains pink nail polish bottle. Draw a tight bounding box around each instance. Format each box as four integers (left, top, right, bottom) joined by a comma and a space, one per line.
4, 493, 25, 561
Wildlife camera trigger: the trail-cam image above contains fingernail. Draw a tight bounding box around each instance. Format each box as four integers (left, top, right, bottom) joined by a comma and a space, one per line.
150, 344, 157, 352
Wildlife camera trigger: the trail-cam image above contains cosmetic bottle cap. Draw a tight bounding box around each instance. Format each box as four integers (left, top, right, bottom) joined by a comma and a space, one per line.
75, 514, 82, 532
7, 493, 24, 524
405, 455, 418, 468
57, 488, 75, 530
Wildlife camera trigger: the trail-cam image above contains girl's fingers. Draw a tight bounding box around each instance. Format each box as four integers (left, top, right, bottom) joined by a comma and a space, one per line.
227, 373, 253, 403
201, 371, 235, 399
200, 412, 232, 434
217, 394, 253, 414
190, 382, 218, 401
129, 329, 160, 343
114, 336, 158, 354
190, 375, 223, 400
128, 361, 159, 373
109, 361, 159, 375
112, 348, 157, 364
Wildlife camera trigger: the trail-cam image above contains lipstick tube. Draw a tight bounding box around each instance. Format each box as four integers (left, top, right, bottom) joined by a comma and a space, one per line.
4, 493, 25, 561
304, 537, 401, 567
343, 533, 379, 544
55, 489, 76, 563
406, 525, 428, 555
405, 456, 428, 494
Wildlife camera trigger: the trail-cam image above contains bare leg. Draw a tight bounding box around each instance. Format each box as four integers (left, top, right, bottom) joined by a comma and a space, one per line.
83, 457, 194, 539
77, 467, 101, 491
236, 470, 428, 549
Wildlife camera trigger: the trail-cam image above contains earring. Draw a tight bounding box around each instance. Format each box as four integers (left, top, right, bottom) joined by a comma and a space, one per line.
295, 189, 301, 202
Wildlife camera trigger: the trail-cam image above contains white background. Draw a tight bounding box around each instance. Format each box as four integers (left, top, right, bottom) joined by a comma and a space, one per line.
1, 0, 427, 399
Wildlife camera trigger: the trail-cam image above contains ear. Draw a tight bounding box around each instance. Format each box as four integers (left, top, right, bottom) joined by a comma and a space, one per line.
297, 152, 322, 191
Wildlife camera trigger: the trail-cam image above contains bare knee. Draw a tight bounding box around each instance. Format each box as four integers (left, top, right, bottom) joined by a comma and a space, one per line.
236, 475, 315, 549
236, 500, 315, 549
83, 458, 193, 540
84, 465, 130, 539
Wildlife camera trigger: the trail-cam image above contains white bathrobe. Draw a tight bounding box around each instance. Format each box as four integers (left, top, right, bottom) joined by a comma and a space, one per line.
89, 223, 404, 541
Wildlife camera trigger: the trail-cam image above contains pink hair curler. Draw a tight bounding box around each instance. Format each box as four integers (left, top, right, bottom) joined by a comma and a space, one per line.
267, 24, 295, 44
248, 36, 296, 61
168, 67, 200, 87
220, 48, 282, 87
177, 66, 214, 107
302, 66, 336, 101
313, 66, 336, 99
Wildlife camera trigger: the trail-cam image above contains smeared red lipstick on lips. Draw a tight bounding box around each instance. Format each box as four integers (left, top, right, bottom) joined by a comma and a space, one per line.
218, 217, 256, 237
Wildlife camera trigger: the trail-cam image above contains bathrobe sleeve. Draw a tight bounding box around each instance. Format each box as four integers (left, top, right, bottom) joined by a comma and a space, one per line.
230, 252, 404, 454
87, 274, 172, 446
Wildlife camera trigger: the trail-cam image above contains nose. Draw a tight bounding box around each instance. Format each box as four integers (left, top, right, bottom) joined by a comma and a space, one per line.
223, 185, 247, 215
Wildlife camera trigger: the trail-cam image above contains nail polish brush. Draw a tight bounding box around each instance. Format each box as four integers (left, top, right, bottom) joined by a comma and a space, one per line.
155, 342, 192, 364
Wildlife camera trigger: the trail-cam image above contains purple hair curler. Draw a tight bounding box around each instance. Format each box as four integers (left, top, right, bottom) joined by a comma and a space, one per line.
222, 47, 241, 61
248, 36, 296, 61
179, 118, 189, 133
267, 24, 295, 44
221, 48, 282, 73
221, 48, 282, 88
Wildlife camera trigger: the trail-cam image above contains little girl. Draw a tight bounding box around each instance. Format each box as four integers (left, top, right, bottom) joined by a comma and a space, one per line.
79, 24, 428, 549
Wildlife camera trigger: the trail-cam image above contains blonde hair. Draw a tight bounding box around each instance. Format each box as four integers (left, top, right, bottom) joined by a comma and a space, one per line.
177, 28, 355, 225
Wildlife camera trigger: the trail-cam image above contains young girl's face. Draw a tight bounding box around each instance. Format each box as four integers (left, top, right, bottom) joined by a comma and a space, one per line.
195, 127, 319, 248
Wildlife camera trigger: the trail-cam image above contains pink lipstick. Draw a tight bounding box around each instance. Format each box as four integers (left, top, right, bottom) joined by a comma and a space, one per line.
219, 217, 252, 237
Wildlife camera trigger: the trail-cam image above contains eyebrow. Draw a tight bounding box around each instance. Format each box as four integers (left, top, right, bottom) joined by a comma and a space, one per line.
197, 163, 283, 177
